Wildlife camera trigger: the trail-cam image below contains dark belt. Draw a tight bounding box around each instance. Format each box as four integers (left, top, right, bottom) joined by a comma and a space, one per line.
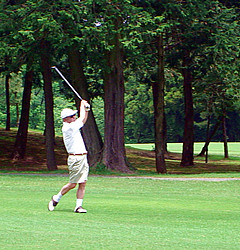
69, 153, 87, 156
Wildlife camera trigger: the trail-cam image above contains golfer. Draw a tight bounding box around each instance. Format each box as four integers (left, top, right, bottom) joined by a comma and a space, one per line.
48, 100, 90, 213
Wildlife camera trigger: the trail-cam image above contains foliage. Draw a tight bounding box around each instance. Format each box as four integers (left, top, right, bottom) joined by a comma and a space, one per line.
0, 74, 75, 134
91, 96, 104, 138
0, 73, 23, 127
164, 69, 184, 142
193, 2, 240, 120
1, 0, 240, 154
124, 73, 154, 143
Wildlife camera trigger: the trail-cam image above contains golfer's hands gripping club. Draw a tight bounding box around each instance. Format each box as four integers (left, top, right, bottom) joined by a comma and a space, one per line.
81, 100, 90, 111
85, 103, 91, 111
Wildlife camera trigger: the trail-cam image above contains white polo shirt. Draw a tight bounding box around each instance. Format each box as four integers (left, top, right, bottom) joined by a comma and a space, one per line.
62, 118, 87, 154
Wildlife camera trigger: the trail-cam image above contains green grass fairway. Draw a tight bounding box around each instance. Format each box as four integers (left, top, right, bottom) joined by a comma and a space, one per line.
127, 142, 240, 157
0, 174, 239, 249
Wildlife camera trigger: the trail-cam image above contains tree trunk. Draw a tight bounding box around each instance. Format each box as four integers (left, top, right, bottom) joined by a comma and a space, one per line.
14, 92, 20, 127
163, 112, 168, 154
40, 40, 57, 171
152, 34, 166, 174
68, 47, 103, 166
102, 17, 130, 173
222, 113, 228, 158
180, 52, 194, 167
5, 74, 11, 131
12, 69, 33, 160
205, 115, 211, 163
197, 117, 221, 157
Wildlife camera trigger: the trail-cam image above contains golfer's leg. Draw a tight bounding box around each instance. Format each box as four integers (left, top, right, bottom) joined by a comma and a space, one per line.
76, 182, 86, 199
60, 183, 77, 195
48, 183, 76, 211
75, 182, 87, 212
54, 183, 76, 202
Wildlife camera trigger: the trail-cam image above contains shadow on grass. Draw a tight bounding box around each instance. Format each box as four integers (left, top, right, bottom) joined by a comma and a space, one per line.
1, 128, 240, 176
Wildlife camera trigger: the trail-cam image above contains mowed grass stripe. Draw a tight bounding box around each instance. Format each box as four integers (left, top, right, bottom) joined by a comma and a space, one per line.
0, 175, 239, 249
127, 142, 240, 157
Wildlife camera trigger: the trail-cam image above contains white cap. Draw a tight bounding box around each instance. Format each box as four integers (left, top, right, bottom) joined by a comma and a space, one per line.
61, 108, 78, 119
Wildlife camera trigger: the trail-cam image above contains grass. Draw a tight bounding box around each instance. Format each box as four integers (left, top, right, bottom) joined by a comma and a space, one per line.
0, 174, 239, 249
127, 142, 240, 157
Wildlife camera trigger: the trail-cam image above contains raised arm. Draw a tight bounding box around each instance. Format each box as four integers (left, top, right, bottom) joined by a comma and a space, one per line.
79, 100, 90, 124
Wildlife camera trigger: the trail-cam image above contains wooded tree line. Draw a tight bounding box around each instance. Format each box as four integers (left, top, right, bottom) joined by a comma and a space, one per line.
0, 0, 239, 173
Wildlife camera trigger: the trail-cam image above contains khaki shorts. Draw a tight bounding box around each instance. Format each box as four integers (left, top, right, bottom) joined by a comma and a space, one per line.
68, 155, 89, 183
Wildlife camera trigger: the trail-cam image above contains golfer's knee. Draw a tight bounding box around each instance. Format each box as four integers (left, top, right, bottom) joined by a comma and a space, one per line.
81, 181, 87, 186
79, 182, 86, 189
69, 183, 77, 189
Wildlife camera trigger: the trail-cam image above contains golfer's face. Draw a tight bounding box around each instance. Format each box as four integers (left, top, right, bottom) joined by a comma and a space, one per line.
65, 115, 76, 123
70, 115, 76, 122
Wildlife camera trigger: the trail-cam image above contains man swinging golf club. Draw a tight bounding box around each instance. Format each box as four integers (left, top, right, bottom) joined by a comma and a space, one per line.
48, 99, 90, 213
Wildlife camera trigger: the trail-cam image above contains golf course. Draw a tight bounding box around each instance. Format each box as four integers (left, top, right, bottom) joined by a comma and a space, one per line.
1, 0, 240, 248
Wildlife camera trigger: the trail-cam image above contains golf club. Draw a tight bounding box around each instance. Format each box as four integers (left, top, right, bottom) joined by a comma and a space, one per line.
51, 66, 90, 111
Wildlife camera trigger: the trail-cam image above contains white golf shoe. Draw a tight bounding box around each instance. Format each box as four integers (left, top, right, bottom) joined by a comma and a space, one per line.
48, 197, 58, 211
74, 206, 87, 213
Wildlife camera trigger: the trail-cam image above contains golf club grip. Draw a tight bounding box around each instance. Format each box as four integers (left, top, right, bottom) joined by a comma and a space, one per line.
85, 103, 91, 111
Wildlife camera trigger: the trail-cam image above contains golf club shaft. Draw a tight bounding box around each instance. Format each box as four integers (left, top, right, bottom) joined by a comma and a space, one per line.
51, 66, 90, 111
51, 66, 83, 100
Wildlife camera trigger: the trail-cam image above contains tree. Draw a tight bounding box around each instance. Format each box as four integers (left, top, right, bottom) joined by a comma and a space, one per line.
2, 0, 104, 170
102, 12, 130, 172
194, 1, 240, 158
0, 1, 20, 131
180, 51, 194, 166
1, 0, 240, 173
197, 117, 222, 158
123, 1, 168, 172
152, 33, 167, 173
164, 0, 239, 166
87, 0, 145, 172
40, 40, 57, 170
12, 66, 33, 160
43, 0, 104, 167
3, 0, 60, 170
222, 111, 228, 158
5, 73, 10, 131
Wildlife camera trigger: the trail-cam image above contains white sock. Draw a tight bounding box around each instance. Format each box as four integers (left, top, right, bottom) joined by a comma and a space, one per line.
76, 199, 83, 208
53, 192, 62, 202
